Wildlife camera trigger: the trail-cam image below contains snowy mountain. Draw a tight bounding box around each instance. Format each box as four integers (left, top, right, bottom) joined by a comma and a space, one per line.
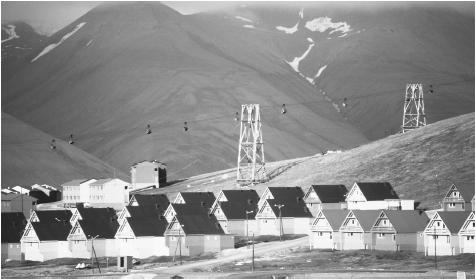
1, 21, 48, 80
2, 2, 474, 182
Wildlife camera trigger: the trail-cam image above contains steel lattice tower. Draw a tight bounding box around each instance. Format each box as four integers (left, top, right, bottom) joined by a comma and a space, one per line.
402, 83, 426, 133
237, 104, 268, 184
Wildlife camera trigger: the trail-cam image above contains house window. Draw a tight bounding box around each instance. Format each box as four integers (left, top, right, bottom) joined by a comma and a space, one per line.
392, 234, 396, 241
437, 222, 440, 227
442, 224, 446, 229
351, 220, 355, 225
383, 220, 387, 225
318, 232, 323, 236
433, 235, 438, 239
473, 222, 475, 228
447, 236, 450, 243
349, 232, 353, 236
449, 203, 455, 208
330, 234, 332, 239
378, 233, 384, 238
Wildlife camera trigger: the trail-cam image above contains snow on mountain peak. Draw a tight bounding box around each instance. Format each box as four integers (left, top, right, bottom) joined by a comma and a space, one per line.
235, 16, 253, 23
2, 24, 20, 43
276, 22, 299, 34
315, 65, 328, 78
286, 41, 315, 72
305, 17, 351, 34
31, 22, 86, 62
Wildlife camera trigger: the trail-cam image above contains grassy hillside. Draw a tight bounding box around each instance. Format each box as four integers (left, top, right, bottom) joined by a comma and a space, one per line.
1, 113, 128, 187
145, 113, 474, 209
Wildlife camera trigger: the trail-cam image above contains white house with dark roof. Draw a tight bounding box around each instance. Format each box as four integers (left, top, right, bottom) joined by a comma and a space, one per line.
346, 182, 414, 210
304, 185, 348, 216
370, 210, 429, 252
310, 209, 348, 250
164, 204, 233, 256
423, 211, 470, 256
20, 214, 72, 261
255, 187, 313, 235
67, 207, 119, 258
115, 216, 169, 258
458, 211, 475, 254
210, 190, 259, 235
339, 210, 380, 250
164, 192, 215, 222
442, 183, 475, 212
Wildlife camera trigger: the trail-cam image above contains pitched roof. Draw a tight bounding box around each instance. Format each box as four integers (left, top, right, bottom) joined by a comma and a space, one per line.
126, 205, 162, 219
264, 187, 312, 218
309, 185, 348, 203
31, 220, 72, 241
266, 199, 312, 218
355, 182, 400, 201
437, 211, 471, 233
351, 210, 381, 231
132, 160, 166, 167
178, 192, 215, 207
77, 207, 119, 239
35, 210, 72, 222
174, 209, 224, 235
219, 190, 259, 219
382, 210, 429, 233
127, 217, 168, 237
132, 194, 169, 208
2, 212, 26, 243
453, 184, 475, 202
320, 210, 349, 230
61, 179, 87, 186
268, 187, 305, 201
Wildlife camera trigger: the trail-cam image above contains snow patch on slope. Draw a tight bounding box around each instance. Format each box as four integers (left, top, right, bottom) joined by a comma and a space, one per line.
286, 42, 315, 72
235, 16, 253, 23
305, 17, 351, 34
315, 65, 328, 78
31, 22, 86, 62
307, 37, 314, 43
243, 25, 255, 29
2, 25, 19, 43
276, 22, 299, 34
299, 8, 304, 19
86, 40, 93, 47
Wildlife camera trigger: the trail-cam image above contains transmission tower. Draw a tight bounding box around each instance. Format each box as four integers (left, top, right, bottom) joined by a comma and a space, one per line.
401, 83, 426, 133
237, 104, 268, 184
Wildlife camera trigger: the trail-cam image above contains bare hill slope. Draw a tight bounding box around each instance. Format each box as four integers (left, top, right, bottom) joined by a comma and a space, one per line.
2, 2, 473, 181
146, 113, 475, 209
1, 113, 128, 187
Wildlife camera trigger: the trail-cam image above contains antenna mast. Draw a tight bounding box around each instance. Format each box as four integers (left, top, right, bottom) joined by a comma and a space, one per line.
236, 104, 268, 185
402, 83, 426, 133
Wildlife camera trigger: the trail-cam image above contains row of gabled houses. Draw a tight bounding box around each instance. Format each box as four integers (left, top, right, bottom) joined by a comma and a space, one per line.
2, 181, 474, 262
310, 209, 475, 255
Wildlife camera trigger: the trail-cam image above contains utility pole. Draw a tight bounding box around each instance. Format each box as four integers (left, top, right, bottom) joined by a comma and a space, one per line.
237, 104, 268, 185
246, 210, 254, 249
434, 225, 437, 270
402, 83, 426, 133
251, 233, 255, 272
275, 204, 285, 241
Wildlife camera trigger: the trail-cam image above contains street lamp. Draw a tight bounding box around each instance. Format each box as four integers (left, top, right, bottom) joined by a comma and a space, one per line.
88, 234, 100, 274
245, 210, 254, 249
274, 204, 285, 241
178, 224, 185, 265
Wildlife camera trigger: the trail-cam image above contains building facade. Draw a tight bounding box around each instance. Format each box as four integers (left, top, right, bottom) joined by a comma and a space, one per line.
131, 160, 167, 189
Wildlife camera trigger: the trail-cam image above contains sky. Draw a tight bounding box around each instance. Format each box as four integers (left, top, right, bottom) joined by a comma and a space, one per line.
1, 1, 474, 35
